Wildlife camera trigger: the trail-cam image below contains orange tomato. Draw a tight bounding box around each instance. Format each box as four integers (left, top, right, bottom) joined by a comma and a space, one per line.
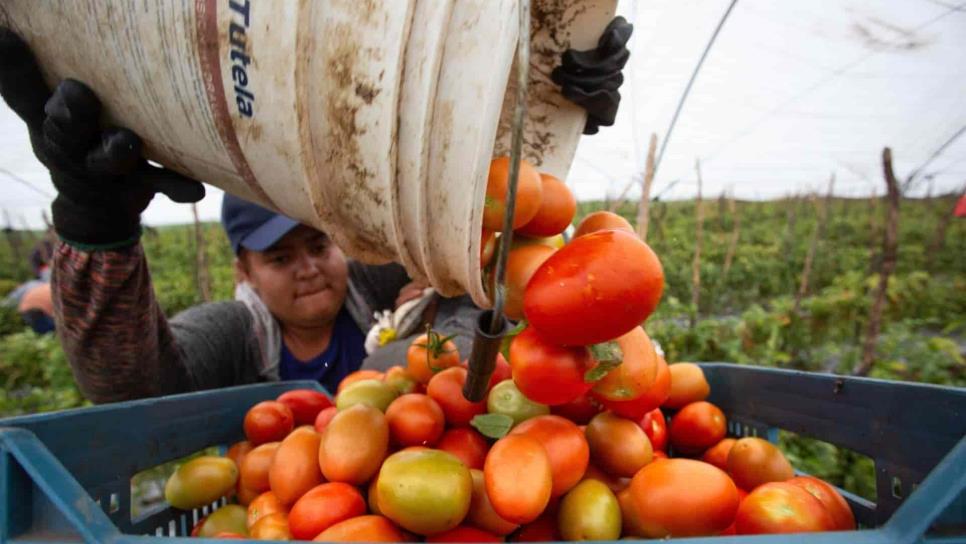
289, 482, 367, 540
736, 481, 835, 534
701, 438, 736, 470
235, 484, 260, 507
426, 525, 503, 543
663, 363, 710, 409
594, 353, 671, 420
585, 412, 652, 477
510, 415, 589, 498
502, 245, 555, 320
319, 404, 389, 485
313, 515, 406, 542
243, 401, 294, 446
407, 330, 460, 384
727, 437, 794, 491
467, 469, 520, 536
247, 491, 287, 528
572, 211, 634, 238
338, 370, 384, 393
629, 458, 740, 538
591, 327, 658, 402
239, 442, 280, 493
517, 173, 576, 237
651, 450, 668, 460
427, 367, 487, 426
618, 488, 647, 537
669, 401, 727, 455
269, 426, 323, 505
385, 393, 446, 447
276, 389, 333, 426
483, 156, 543, 231
484, 435, 553, 524
248, 512, 291, 540
226, 440, 253, 469
437, 427, 490, 470
720, 487, 749, 536
788, 476, 855, 531
314, 406, 338, 434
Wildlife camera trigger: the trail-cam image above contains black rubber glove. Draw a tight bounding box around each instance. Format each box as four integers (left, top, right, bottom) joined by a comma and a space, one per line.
552, 16, 634, 135
0, 28, 204, 249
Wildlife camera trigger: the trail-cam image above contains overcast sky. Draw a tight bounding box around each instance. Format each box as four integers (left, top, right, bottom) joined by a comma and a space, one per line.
2, 0, 964, 228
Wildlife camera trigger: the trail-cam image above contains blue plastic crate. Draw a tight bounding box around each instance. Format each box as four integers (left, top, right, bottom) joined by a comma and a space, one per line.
1, 364, 964, 543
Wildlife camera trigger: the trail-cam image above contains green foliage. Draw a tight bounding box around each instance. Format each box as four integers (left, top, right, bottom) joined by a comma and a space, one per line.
0, 330, 88, 416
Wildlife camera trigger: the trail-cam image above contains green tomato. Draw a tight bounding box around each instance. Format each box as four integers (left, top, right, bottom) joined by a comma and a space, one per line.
558, 479, 621, 541
377, 449, 473, 536
487, 379, 549, 426
164, 456, 238, 510
198, 504, 248, 538
335, 379, 399, 412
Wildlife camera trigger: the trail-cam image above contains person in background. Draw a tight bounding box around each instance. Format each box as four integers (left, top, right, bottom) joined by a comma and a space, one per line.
0, 19, 632, 402
2, 237, 56, 334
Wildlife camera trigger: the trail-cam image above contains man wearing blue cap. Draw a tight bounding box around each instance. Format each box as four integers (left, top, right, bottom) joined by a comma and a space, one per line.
0, 20, 633, 402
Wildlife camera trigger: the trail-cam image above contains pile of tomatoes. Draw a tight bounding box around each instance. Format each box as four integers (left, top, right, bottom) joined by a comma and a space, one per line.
165, 157, 856, 540
167, 356, 856, 541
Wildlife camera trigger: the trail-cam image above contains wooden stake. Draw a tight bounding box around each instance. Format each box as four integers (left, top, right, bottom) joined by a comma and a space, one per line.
192, 203, 212, 303
855, 149, 900, 376
691, 159, 705, 329
636, 134, 658, 241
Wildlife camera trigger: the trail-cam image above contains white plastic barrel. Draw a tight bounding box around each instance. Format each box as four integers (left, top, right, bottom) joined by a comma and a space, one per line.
0, 0, 617, 306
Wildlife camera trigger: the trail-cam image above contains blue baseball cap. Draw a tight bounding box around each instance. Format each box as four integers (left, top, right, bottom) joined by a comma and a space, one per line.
221, 193, 300, 255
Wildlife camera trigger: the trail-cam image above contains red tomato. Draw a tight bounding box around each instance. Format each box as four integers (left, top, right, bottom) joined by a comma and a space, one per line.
523, 230, 664, 346
427, 367, 487, 426
517, 173, 576, 237
668, 401, 727, 455
510, 512, 560, 542
639, 409, 667, 451
501, 244, 556, 321
510, 415, 590, 498
313, 406, 338, 434
426, 525, 503, 543
788, 476, 856, 531
736, 482, 836, 534
508, 326, 595, 406
550, 393, 600, 425
720, 488, 749, 536
288, 482, 367, 540
276, 389, 333, 427
244, 401, 295, 446
437, 427, 490, 470
594, 355, 670, 420
385, 393, 446, 447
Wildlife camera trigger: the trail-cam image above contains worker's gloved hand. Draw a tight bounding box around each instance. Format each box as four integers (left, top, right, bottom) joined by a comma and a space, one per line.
0, 28, 204, 249
552, 16, 633, 135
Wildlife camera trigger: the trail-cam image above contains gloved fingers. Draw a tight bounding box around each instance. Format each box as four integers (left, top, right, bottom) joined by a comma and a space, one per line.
42, 79, 103, 164
559, 46, 630, 77
560, 86, 620, 128
551, 66, 623, 93
0, 28, 51, 129
597, 16, 633, 52
85, 128, 143, 177
137, 162, 206, 203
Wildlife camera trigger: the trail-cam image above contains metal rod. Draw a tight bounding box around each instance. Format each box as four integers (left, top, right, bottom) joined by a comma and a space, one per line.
488, 0, 531, 333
